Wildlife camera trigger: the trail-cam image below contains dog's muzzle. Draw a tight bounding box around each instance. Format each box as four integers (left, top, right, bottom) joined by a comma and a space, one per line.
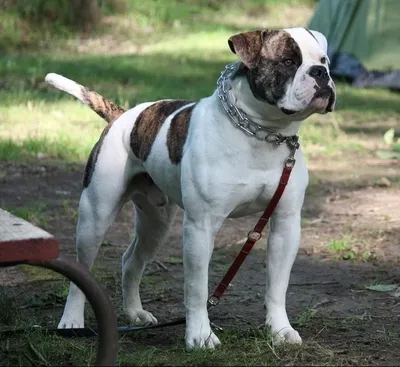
307, 65, 336, 113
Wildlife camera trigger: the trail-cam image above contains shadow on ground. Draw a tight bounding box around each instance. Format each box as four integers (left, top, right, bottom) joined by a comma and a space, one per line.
0, 144, 400, 364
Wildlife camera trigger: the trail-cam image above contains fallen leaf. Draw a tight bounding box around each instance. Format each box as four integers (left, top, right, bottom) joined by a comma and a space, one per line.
366, 284, 398, 292
383, 128, 395, 145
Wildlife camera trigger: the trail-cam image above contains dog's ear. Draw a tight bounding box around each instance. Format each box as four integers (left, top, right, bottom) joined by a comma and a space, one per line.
309, 30, 328, 54
228, 30, 263, 69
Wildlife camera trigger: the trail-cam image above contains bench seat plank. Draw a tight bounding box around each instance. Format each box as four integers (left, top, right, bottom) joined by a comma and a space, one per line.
0, 208, 59, 263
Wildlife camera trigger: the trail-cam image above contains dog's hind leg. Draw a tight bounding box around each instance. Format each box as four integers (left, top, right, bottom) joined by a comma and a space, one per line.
122, 189, 177, 325
58, 131, 137, 329
58, 189, 128, 328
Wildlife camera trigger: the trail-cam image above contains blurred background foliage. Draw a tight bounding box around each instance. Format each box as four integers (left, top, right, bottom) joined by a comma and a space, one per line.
1, 0, 398, 165
0, 0, 317, 50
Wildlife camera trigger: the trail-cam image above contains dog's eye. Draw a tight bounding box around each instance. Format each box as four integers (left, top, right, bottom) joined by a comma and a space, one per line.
283, 59, 294, 66
320, 57, 327, 64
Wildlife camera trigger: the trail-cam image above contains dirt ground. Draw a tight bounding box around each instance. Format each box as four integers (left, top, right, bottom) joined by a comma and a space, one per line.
1, 154, 400, 365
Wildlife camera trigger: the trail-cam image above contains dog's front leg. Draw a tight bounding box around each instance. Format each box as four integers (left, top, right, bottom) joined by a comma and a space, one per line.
183, 212, 224, 350
265, 210, 302, 345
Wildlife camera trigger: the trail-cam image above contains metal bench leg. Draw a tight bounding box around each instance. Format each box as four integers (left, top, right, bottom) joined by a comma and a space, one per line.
27, 254, 118, 366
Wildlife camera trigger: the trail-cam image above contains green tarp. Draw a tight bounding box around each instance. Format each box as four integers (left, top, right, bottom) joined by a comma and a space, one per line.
309, 0, 400, 70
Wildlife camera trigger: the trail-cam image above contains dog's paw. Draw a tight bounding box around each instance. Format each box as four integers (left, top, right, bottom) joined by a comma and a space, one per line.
272, 327, 302, 346
58, 313, 84, 329
125, 308, 158, 325
185, 322, 221, 350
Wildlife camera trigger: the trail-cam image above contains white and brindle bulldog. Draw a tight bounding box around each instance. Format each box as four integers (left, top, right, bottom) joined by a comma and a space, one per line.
45, 27, 335, 349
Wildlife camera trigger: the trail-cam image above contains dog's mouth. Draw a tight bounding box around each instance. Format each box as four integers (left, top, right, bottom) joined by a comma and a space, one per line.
280, 107, 296, 115
311, 86, 335, 113
314, 87, 332, 99
279, 85, 335, 116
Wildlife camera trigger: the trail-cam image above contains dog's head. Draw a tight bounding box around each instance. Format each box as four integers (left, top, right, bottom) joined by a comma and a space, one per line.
228, 27, 336, 118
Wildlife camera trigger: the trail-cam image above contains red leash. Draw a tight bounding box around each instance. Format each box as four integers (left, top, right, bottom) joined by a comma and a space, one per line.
208, 139, 299, 308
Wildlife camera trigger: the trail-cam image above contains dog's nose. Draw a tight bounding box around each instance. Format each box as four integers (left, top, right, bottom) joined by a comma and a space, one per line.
308, 65, 329, 84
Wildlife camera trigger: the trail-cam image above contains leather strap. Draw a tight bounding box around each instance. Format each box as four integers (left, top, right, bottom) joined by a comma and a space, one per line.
208, 165, 293, 307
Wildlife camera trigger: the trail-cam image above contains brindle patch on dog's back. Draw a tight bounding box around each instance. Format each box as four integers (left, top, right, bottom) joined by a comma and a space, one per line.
131, 100, 192, 161
167, 104, 196, 164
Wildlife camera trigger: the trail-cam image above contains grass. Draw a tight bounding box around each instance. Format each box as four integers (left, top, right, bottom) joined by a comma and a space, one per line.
1, 55, 394, 163
61, 199, 79, 221
0, 289, 22, 327
0, 330, 97, 366
0, 324, 341, 366
19, 265, 65, 282
2, 0, 400, 164
326, 235, 376, 262
2, 200, 78, 229
117, 328, 341, 366
296, 303, 316, 327
4, 203, 49, 227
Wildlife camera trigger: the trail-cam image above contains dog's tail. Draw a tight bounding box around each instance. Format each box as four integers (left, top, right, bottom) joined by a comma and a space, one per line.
45, 73, 126, 124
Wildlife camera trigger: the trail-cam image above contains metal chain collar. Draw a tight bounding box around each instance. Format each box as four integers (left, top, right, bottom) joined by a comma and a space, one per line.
217, 62, 300, 165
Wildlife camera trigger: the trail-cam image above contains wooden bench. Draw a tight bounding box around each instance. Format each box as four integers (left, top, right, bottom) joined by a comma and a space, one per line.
0, 208, 118, 366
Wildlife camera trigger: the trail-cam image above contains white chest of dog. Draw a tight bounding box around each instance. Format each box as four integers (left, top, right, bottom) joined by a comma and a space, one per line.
46, 27, 335, 349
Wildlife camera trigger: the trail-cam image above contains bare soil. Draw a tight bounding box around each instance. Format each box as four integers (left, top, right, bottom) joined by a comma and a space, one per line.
0, 156, 400, 365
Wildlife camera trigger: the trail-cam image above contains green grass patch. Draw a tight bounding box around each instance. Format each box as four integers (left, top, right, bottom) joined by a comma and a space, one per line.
326, 235, 376, 262
296, 303, 316, 327
4, 203, 49, 227
117, 327, 340, 366
327, 236, 354, 254
61, 199, 79, 221
0, 326, 342, 366
19, 265, 65, 282
0, 330, 96, 366
0, 136, 95, 162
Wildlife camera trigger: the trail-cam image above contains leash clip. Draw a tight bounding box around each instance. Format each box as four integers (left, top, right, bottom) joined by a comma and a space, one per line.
284, 135, 300, 168
207, 295, 220, 309
285, 156, 296, 168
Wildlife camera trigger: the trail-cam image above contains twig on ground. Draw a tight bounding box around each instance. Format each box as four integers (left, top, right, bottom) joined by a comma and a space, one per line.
142, 296, 163, 304
154, 260, 168, 271
290, 281, 339, 286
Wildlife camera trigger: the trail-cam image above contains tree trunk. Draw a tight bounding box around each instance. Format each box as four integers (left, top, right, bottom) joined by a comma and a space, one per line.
71, 0, 101, 31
